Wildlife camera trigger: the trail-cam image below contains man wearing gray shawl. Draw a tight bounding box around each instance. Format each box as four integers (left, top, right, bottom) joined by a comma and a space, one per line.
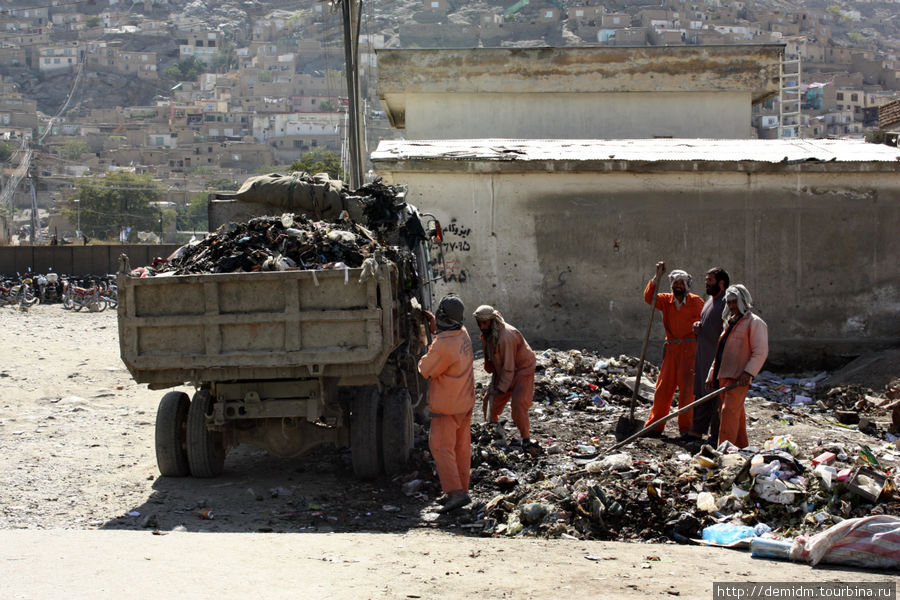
706, 284, 769, 448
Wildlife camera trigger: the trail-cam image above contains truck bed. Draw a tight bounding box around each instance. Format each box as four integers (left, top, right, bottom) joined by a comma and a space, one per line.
117, 266, 400, 388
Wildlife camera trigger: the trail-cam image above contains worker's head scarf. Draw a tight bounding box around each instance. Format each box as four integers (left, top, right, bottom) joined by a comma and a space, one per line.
668, 269, 692, 290
435, 294, 465, 332
473, 304, 506, 342
722, 284, 753, 323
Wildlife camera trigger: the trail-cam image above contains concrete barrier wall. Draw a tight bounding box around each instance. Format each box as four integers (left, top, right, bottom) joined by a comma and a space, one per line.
382, 168, 900, 367
0, 245, 183, 277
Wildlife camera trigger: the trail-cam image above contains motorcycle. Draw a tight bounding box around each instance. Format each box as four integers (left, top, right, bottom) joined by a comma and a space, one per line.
62, 280, 107, 312
0, 276, 39, 308
38, 271, 62, 304
98, 278, 117, 309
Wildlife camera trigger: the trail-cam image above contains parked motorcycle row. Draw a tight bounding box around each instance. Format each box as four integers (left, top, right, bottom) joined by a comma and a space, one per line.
0, 272, 117, 312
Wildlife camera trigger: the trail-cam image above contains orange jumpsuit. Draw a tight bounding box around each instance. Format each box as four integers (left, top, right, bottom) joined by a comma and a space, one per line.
643, 279, 704, 434
418, 327, 476, 494
708, 312, 768, 448
482, 324, 537, 439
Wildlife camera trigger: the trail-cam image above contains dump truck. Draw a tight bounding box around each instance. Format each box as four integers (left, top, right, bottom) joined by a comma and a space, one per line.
117, 175, 442, 479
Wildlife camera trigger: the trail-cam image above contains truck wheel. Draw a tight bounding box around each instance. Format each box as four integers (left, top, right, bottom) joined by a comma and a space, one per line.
350, 386, 381, 479
186, 390, 226, 478
155, 391, 190, 477
382, 388, 413, 476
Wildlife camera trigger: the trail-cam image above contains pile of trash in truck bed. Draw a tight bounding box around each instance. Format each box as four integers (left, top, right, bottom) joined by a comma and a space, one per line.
129, 179, 424, 276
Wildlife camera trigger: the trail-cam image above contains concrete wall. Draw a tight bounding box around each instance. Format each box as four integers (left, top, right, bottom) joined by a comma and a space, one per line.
376, 45, 783, 138
403, 91, 752, 139
376, 165, 899, 366
0, 245, 182, 277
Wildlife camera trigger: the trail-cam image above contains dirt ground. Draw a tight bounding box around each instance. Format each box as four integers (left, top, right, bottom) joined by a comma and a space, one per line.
1, 304, 897, 598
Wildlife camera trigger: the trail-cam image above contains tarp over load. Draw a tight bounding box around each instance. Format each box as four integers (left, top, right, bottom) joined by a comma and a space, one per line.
235, 172, 349, 220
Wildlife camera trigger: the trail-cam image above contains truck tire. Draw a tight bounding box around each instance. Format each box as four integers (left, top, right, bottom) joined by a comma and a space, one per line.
382, 388, 413, 476
155, 391, 190, 477
350, 386, 381, 479
186, 390, 226, 478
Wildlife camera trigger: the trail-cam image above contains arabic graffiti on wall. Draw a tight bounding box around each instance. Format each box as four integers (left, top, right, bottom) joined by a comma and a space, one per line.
430, 217, 472, 284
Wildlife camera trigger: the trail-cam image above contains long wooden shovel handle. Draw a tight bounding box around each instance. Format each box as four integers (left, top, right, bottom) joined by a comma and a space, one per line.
630, 269, 663, 420
606, 383, 739, 454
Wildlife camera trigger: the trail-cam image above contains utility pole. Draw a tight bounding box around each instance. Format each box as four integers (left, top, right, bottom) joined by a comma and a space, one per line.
29, 170, 41, 244
340, 0, 365, 190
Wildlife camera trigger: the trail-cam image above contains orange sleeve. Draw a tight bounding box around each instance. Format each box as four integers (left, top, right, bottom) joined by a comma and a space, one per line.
418, 338, 451, 380
495, 332, 516, 393
644, 278, 665, 309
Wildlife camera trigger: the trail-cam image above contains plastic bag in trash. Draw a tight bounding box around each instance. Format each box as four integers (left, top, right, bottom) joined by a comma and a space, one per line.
702, 523, 758, 545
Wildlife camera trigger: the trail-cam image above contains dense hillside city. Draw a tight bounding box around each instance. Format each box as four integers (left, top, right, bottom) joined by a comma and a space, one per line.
1, 0, 899, 243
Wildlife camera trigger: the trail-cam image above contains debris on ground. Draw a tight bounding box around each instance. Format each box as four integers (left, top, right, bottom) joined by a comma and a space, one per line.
399, 349, 899, 544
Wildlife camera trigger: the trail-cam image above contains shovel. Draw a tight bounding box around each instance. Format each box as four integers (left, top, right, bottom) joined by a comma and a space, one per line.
614, 267, 663, 442
605, 383, 739, 453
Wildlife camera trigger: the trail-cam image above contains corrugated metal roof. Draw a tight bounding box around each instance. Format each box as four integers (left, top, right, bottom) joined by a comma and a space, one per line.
371, 138, 900, 164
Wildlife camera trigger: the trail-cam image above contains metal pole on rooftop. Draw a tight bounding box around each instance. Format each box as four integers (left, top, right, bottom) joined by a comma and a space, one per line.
340, 0, 365, 190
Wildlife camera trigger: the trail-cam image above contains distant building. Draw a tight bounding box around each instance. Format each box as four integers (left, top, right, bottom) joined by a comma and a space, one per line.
377, 45, 783, 140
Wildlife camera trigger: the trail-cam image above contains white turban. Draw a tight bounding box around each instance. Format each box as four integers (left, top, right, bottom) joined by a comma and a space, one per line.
668, 269, 692, 289
473, 304, 506, 342
723, 284, 753, 322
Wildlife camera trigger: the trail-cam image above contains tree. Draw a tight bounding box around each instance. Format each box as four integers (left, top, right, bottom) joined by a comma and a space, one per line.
318, 100, 337, 112
177, 192, 210, 231
209, 41, 238, 74
85, 16, 101, 28
0, 142, 13, 163
289, 149, 344, 180
66, 172, 162, 239
60, 139, 89, 161
164, 56, 205, 81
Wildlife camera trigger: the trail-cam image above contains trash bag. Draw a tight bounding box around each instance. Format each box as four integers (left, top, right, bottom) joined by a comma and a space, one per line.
790, 515, 900, 568
235, 172, 345, 219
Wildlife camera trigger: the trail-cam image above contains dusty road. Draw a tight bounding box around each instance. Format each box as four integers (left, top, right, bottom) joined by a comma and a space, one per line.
0, 304, 896, 599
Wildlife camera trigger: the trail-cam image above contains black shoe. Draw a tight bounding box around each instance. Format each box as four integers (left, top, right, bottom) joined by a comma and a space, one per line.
439, 493, 471, 513
436, 494, 450, 505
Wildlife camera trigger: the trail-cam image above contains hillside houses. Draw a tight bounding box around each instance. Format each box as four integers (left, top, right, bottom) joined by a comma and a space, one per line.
1, 0, 899, 244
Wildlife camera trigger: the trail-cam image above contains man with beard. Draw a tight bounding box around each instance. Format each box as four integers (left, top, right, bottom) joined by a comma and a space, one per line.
706, 284, 768, 448
643, 262, 705, 436
685, 267, 730, 443
473, 304, 537, 448
418, 294, 476, 513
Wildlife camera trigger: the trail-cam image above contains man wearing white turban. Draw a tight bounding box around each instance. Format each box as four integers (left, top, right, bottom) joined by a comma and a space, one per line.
473, 304, 537, 448
706, 284, 769, 448
643, 261, 705, 436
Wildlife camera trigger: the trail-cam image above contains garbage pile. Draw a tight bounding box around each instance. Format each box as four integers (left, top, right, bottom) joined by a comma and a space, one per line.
128, 181, 421, 277
406, 349, 900, 544
144, 215, 386, 275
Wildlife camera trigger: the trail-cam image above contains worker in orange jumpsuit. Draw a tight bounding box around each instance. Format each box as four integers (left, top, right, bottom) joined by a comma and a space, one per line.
418, 294, 476, 513
473, 304, 537, 448
643, 262, 705, 436
706, 284, 768, 448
